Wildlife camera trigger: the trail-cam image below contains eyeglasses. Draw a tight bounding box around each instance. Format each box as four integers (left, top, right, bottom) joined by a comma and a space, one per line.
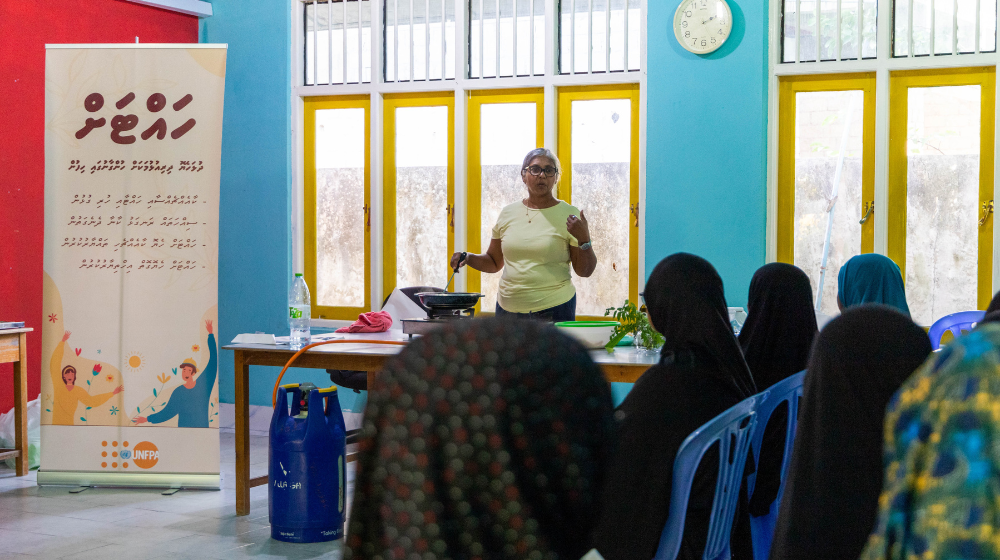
523, 165, 559, 177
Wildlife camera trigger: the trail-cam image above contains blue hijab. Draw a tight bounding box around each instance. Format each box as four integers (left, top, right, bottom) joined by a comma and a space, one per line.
837, 254, 910, 317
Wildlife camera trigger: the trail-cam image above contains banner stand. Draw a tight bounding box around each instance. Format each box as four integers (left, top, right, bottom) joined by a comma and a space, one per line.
37, 471, 220, 489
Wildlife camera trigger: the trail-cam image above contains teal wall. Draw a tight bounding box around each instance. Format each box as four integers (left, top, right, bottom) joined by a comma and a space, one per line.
643, 0, 769, 309
204, 0, 770, 406
202, 1, 341, 407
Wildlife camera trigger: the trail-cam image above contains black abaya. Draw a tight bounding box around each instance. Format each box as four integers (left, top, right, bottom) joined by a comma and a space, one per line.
768, 305, 931, 560
593, 253, 757, 560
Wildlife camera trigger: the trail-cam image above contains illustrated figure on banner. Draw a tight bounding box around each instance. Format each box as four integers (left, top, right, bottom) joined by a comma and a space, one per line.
50, 331, 123, 426
132, 320, 217, 428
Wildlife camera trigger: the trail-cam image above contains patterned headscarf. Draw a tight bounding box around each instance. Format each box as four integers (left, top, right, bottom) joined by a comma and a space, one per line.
345, 317, 615, 560
861, 323, 1000, 560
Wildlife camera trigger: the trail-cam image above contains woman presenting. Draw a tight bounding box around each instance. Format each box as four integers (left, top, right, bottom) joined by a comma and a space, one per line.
451, 148, 597, 321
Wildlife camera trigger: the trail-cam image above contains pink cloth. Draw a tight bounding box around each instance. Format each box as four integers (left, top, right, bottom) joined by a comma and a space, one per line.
335, 311, 393, 333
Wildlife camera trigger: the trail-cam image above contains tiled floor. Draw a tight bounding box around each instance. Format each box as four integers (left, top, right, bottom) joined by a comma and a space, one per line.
0, 423, 356, 560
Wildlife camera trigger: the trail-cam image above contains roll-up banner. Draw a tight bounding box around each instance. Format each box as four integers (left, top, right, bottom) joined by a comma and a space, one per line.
39, 45, 227, 488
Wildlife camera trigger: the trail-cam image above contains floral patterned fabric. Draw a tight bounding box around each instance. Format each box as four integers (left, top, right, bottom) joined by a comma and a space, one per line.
345, 317, 615, 560
861, 323, 1000, 560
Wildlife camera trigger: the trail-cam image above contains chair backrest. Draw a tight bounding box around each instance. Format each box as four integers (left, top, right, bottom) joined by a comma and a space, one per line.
928, 310, 985, 350
654, 394, 759, 560
746, 371, 806, 560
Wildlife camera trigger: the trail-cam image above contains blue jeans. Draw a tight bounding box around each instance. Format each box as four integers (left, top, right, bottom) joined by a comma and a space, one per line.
495, 295, 577, 322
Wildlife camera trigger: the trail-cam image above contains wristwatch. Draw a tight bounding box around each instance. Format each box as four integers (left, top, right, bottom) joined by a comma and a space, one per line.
579, 240, 593, 251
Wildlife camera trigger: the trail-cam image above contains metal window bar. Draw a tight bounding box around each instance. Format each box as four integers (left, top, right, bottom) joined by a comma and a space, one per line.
530, 0, 535, 74
410, 0, 415, 80
930, 0, 936, 55
495, 0, 501, 76
815, 0, 820, 60
328, 0, 333, 83
314, 0, 319, 83
359, 0, 364, 82
442, 0, 447, 79
588, 0, 593, 72
796, 0, 801, 61
837, 0, 842, 59
857, 0, 862, 59
426, 0, 431, 79
908, 0, 914, 56
513, 0, 518, 75
605, 0, 610, 71
623, 0, 628, 70
953, 0, 958, 54
976, 0, 981, 52
571, 0, 576, 72
480, 0, 485, 77
395, 0, 400, 80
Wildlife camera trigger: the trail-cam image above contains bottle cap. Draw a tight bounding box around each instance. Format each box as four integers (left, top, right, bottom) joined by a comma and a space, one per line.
295, 273, 303, 277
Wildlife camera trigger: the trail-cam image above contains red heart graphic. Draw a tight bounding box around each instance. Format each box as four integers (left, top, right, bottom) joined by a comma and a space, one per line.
74, 348, 82, 356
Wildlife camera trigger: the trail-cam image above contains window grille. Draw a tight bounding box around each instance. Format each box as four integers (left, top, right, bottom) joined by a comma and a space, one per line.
304, 0, 373, 85
559, 0, 640, 74
385, 0, 457, 81
893, 0, 997, 56
468, 0, 546, 78
781, 0, 879, 62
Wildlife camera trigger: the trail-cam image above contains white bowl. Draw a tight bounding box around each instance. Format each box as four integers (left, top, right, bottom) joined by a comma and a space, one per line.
555, 321, 619, 349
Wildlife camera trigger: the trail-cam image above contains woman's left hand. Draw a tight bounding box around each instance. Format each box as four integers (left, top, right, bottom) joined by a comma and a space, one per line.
567, 211, 591, 244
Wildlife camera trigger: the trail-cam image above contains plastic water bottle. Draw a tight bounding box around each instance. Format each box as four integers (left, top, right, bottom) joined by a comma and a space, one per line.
289, 273, 311, 349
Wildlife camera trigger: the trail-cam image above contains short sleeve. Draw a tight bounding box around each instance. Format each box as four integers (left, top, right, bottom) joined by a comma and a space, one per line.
491, 206, 508, 239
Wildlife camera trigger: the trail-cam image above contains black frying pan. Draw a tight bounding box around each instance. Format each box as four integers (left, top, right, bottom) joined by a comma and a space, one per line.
415, 252, 483, 310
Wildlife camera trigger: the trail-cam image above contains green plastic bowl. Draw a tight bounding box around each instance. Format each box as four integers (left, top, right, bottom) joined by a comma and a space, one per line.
555, 321, 619, 349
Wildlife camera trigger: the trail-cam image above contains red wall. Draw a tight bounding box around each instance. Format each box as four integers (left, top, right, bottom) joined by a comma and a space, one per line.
0, 1, 198, 412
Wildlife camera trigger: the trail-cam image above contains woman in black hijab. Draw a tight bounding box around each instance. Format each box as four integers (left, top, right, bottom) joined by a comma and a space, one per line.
738, 263, 817, 517
593, 253, 757, 560
739, 263, 817, 391
769, 305, 931, 560
345, 317, 614, 559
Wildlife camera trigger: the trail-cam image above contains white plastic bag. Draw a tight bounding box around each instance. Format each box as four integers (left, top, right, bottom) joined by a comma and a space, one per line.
0, 397, 41, 470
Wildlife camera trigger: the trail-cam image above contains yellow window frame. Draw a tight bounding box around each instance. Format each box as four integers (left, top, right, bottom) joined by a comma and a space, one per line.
776, 73, 877, 264
382, 92, 456, 302
557, 83, 641, 316
887, 67, 996, 310
466, 88, 545, 314
303, 95, 371, 320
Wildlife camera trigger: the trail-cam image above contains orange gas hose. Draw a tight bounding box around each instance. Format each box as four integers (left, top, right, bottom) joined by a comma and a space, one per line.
272, 339, 409, 406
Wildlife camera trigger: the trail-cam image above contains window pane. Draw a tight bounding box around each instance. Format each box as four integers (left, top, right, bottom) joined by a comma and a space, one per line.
782, 0, 877, 62
471, 0, 543, 78
570, 99, 631, 316
395, 106, 449, 289
386, 0, 455, 81
304, 1, 372, 85
793, 90, 865, 317
479, 103, 538, 312
905, 85, 981, 325
559, 0, 638, 73
316, 108, 366, 307
894, 0, 996, 55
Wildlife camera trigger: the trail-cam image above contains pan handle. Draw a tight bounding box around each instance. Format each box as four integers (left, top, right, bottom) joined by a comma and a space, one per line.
455, 251, 468, 273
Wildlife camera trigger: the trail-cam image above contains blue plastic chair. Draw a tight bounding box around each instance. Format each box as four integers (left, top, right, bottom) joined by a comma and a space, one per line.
746, 371, 806, 560
653, 394, 760, 560
928, 310, 985, 350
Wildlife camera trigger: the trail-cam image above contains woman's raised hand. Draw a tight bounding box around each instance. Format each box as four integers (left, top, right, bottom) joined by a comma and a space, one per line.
567, 210, 591, 244
62, 331, 72, 342
450, 252, 468, 270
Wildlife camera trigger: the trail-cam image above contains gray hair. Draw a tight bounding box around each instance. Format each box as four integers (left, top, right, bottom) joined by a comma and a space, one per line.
521, 148, 562, 176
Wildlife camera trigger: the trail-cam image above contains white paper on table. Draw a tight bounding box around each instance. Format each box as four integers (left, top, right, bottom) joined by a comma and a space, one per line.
381, 288, 428, 330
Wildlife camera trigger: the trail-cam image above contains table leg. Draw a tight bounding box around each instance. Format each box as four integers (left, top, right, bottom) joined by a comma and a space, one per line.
12, 333, 28, 476
234, 350, 250, 516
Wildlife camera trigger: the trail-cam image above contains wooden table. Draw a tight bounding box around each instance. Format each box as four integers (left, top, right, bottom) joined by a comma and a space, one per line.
0, 327, 32, 476
223, 331, 657, 516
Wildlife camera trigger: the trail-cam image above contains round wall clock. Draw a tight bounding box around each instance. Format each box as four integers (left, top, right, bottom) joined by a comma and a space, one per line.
673, 0, 733, 55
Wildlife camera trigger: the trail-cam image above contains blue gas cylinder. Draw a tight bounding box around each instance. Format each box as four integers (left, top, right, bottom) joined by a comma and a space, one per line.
269, 383, 347, 542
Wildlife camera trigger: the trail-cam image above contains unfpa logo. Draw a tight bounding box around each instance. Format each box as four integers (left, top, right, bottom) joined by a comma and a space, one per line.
132, 441, 160, 469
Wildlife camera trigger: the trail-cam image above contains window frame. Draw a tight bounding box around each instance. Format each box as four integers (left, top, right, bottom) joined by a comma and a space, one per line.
292, 0, 647, 327
886, 66, 996, 308
303, 95, 372, 320
465, 88, 546, 314
767, 0, 1000, 321
381, 91, 457, 302
557, 83, 641, 316
776, 73, 877, 264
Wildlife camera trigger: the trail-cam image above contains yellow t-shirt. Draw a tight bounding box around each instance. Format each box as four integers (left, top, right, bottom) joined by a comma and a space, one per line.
492, 200, 580, 313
